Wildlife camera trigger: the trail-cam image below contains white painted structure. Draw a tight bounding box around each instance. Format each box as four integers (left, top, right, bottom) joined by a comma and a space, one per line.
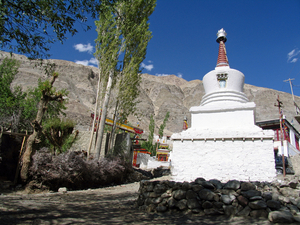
171, 29, 276, 182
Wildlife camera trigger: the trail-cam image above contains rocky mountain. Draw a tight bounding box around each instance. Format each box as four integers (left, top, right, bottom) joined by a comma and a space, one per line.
1, 50, 300, 137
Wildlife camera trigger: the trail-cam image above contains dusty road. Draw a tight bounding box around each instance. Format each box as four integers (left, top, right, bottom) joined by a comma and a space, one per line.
0, 177, 275, 225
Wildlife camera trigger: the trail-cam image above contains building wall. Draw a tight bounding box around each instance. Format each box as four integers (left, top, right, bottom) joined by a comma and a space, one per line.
171, 138, 276, 183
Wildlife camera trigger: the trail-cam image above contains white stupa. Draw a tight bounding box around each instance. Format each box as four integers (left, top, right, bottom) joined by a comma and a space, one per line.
170, 29, 276, 182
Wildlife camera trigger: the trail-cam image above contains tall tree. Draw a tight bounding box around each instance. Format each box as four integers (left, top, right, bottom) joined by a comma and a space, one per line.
0, 0, 115, 59
93, 0, 156, 159
159, 112, 170, 137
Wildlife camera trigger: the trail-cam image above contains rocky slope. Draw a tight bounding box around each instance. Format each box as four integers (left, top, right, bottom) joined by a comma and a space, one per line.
1, 50, 300, 136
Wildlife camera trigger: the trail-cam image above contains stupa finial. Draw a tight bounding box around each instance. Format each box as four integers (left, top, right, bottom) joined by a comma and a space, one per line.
216, 28, 229, 67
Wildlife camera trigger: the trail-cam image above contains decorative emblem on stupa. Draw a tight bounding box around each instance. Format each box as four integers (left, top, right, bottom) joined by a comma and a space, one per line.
216, 28, 229, 67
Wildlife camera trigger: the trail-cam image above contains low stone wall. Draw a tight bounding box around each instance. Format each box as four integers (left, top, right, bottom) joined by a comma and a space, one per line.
136, 176, 300, 223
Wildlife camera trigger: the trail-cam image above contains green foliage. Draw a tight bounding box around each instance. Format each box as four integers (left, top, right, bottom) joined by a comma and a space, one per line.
159, 111, 170, 137
141, 141, 156, 156
140, 115, 156, 156
0, 0, 116, 59
26, 78, 68, 120
93, 0, 156, 131
42, 117, 76, 154
0, 58, 30, 131
148, 115, 155, 143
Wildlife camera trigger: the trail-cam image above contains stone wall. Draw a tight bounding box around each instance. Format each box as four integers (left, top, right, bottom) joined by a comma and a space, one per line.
136, 176, 300, 223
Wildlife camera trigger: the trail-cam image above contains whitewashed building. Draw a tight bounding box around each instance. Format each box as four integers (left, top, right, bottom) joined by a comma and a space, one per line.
171, 29, 276, 182
257, 118, 300, 157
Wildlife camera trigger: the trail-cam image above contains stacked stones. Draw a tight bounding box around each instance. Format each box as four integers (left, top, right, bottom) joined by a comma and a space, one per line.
136, 176, 300, 223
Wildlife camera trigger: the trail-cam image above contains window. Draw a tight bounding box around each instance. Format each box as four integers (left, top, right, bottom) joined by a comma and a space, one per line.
217, 73, 228, 88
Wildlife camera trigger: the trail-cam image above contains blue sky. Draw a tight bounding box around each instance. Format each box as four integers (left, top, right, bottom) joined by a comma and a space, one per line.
45, 1, 300, 97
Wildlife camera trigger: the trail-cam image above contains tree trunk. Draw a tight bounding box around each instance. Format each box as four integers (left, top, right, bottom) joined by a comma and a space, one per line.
108, 101, 119, 153
20, 74, 59, 182
20, 99, 47, 182
87, 68, 102, 158
94, 70, 114, 159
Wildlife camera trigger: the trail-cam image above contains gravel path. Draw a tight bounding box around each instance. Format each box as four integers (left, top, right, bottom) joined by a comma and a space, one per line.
0, 177, 275, 225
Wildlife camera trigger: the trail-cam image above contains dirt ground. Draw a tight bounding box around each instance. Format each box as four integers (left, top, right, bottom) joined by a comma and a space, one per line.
0, 176, 288, 225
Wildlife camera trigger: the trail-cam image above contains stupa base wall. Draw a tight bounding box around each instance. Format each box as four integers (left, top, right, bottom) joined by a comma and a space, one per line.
170, 133, 276, 183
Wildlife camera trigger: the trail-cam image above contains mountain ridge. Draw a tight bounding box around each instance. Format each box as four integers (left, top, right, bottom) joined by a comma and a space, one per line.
1, 50, 300, 136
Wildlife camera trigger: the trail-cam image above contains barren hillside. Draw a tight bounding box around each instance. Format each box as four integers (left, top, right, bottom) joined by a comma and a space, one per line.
1, 51, 300, 137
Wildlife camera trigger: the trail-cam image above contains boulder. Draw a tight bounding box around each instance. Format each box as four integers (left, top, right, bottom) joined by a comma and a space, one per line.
268, 211, 295, 223
224, 180, 241, 190
198, 189, 217, 201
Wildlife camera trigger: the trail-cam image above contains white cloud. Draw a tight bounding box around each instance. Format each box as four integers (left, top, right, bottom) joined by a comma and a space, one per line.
155, 73, 183, 78
89, 57, 99, 66
156, 73, 170, 77
291, 58, 298, 63
75, 60, 89, 66
75, 57, 98, 67
287, 48, 300, 63
74, 43, 94, 54
141, 62, 154, 71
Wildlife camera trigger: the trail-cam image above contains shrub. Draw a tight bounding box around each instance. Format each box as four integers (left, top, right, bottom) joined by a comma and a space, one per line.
29, 150, 134, 191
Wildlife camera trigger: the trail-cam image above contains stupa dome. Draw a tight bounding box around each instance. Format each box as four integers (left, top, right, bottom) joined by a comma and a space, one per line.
200, 28, 249, 106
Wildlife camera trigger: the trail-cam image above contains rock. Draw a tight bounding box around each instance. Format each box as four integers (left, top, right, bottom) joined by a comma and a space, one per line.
236, 206, 251, 217
268, 211, 295, 223
153, 183, 167, 194
248, 200, 267, 210
176, 199, 187, 210
202, 201, 213, 209
289, 179, 298, 189
214, 202, 224, 209
149, 192, 161, 198
172, 189, 186, 200
221, 194, 236, 205
241, 190, 261, 199
237, 195, 248, 207
287, 204, 299, 213
187, 199, 201, 209
294, 213, 300, 223
266, 200, 281, 210
200, 181, 215, 190
224, 180, 240, 190
182, 182, 192, 191
167, 198, 177, 208
194, 178, 206, 183
191, 208, 202, 214
146, 204, 157, 212
209, 179, 223, 189
220, 189, 238, 196
278, 195, 290, 204
223, 205, 237, 217
240, 182, 256, 191
249, 196, 263, 201
58, 187, 67, 193
280, 187, 300, 198
192, 184, 203, 192
161, 192, 172, 198
146, 183, 154, 192
152, 197, 162, 204
156, 204, 167, 212
198, 189, 216, 201
250, 209, 268, 218
262, 192, 272, 201
186, 190, 197, 199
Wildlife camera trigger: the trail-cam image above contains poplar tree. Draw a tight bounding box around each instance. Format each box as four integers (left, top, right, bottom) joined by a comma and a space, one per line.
92, 0, 156, 159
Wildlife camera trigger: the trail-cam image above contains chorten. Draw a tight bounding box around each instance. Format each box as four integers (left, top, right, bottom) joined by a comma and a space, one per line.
171, 29, 276, 182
